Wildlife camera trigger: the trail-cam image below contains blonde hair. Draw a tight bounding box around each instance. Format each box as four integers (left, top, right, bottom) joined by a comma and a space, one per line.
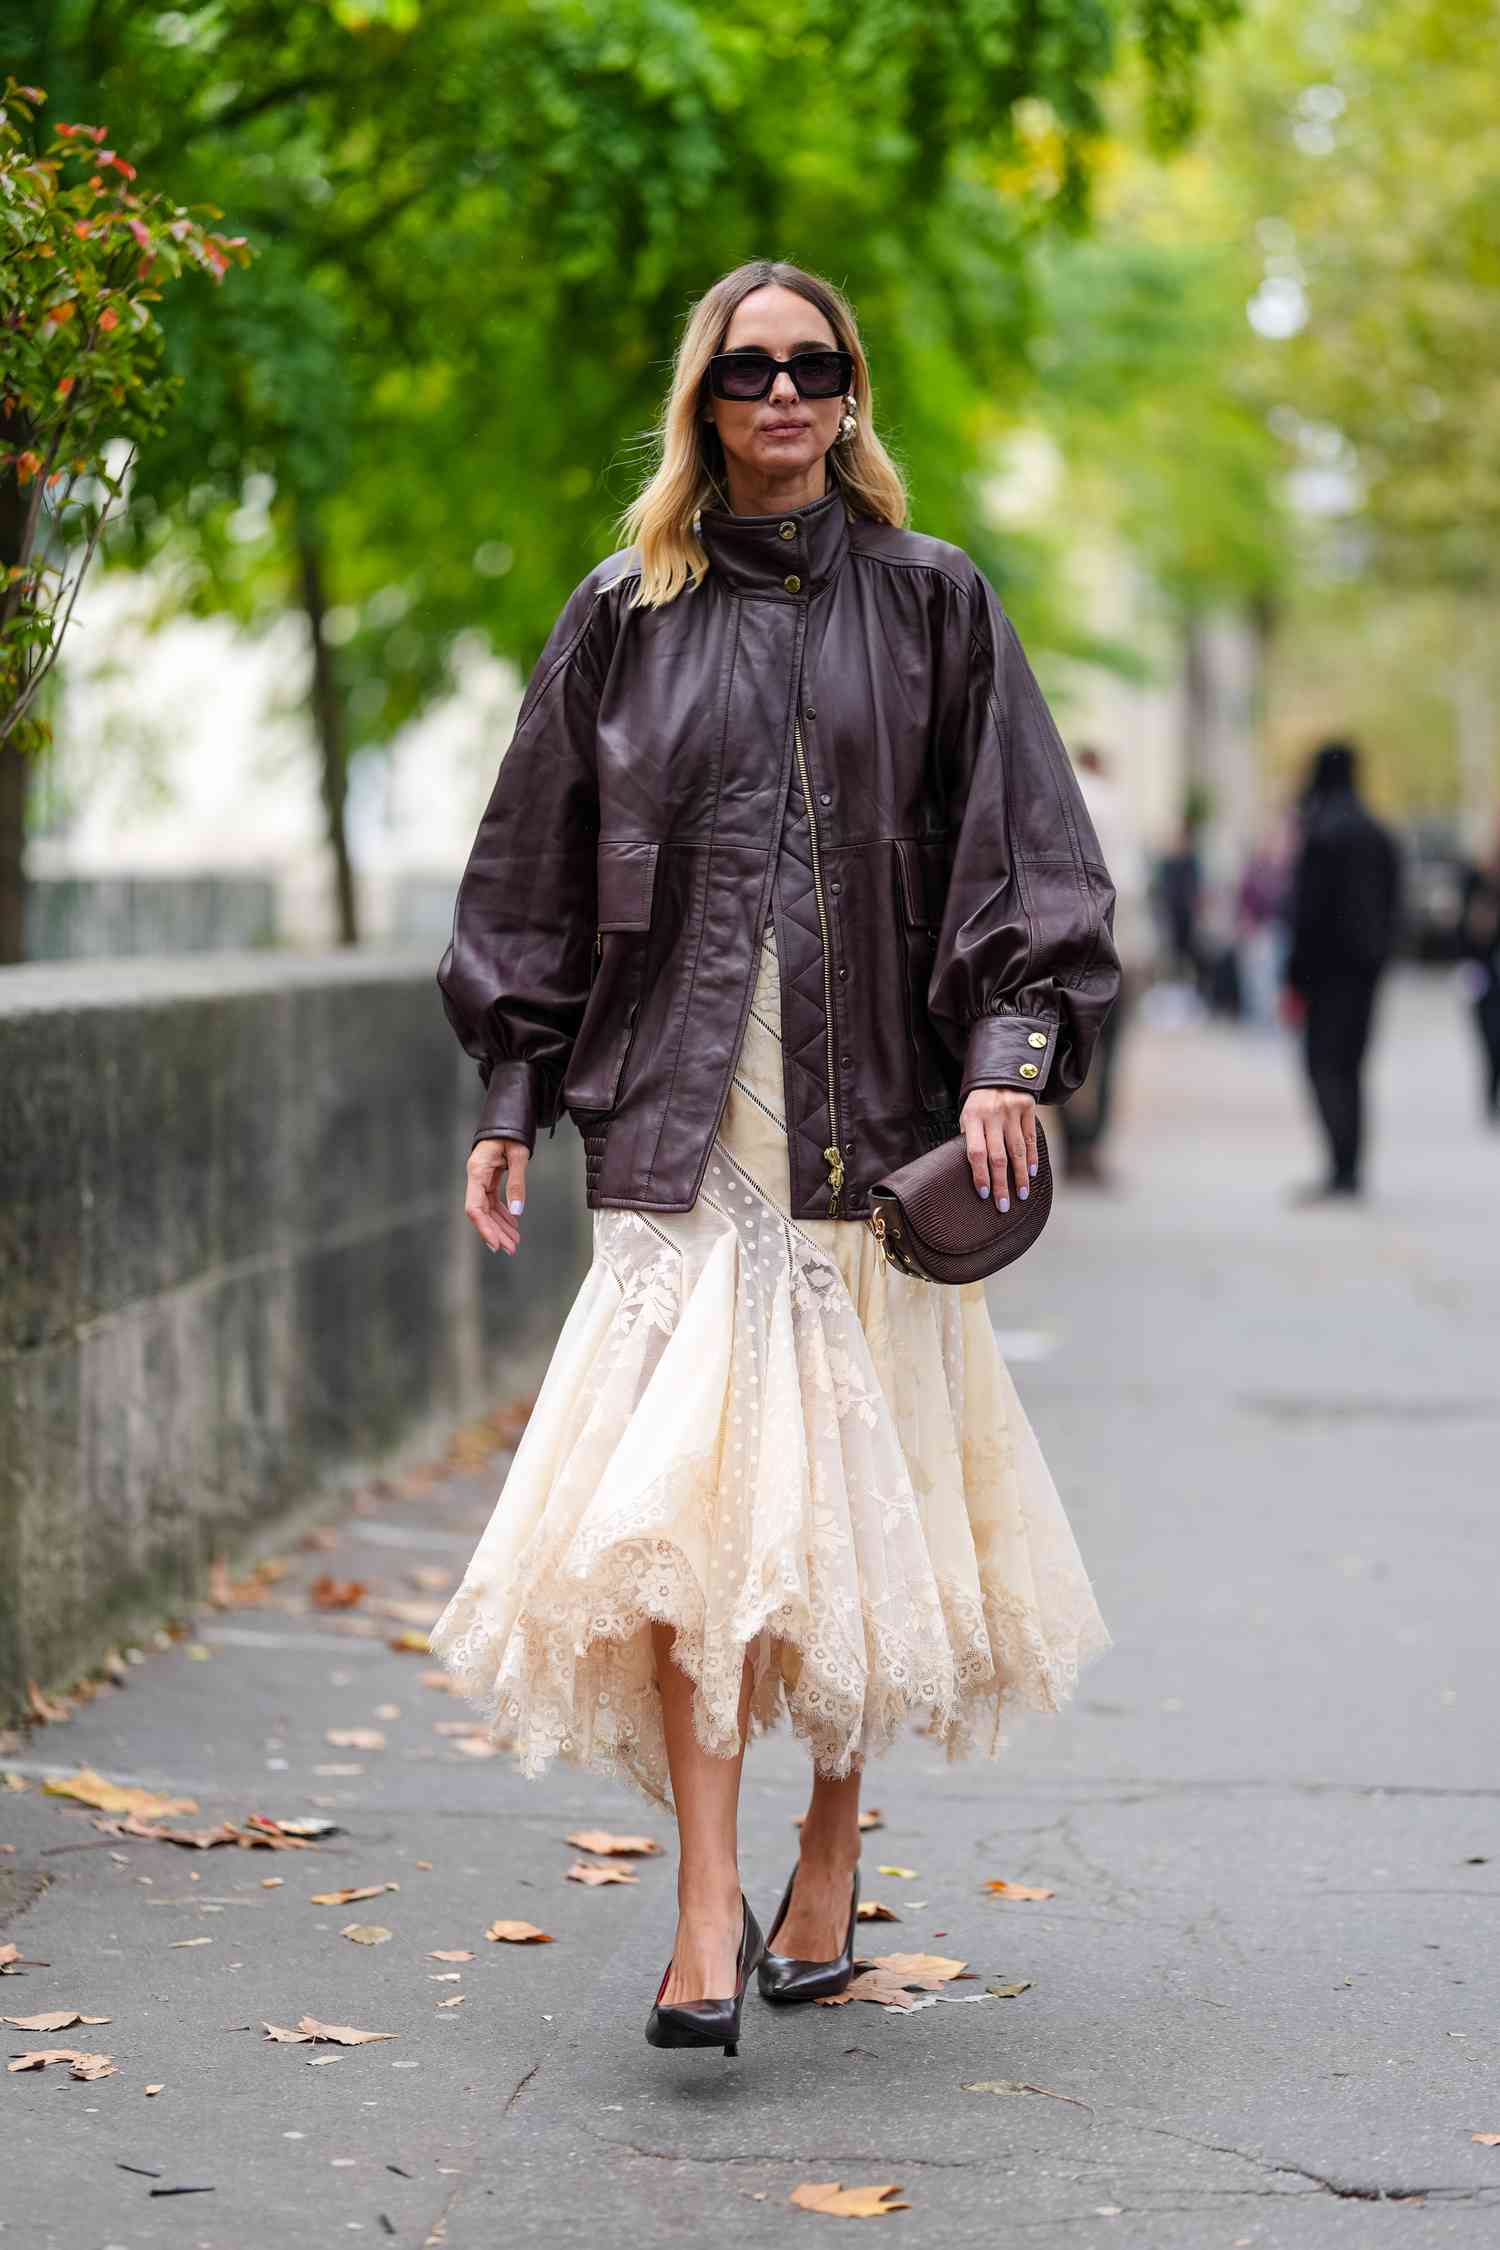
614, 260, 910, 609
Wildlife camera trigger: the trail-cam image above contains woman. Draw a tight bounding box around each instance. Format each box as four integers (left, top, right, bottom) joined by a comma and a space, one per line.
429, 260, 1118, 2057
1458, 815, 1500, 1121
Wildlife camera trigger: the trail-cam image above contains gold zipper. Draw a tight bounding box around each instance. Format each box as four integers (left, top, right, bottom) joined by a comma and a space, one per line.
792, 714, 845, 1215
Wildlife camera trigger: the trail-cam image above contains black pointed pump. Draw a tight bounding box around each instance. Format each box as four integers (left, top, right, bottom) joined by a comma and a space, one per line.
756, 1858, 860, 2004
645, 1892, 765, 2056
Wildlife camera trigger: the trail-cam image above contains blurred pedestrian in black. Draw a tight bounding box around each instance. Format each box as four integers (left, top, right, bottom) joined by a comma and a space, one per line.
1154, 814, 1203, 992
1283, 740, 1402, 1201
1458, 814, 1500, 1123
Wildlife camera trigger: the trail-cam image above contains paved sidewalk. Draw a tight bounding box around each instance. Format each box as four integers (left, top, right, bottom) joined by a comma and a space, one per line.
3, 968, 1498, 2249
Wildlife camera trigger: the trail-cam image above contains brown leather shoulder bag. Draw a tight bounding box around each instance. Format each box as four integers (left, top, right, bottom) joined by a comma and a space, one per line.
866, 1123, 1053, 1283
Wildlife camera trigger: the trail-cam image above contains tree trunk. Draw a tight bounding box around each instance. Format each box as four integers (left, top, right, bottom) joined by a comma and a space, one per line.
0, 403, 31, 964
294, 509, 358, 946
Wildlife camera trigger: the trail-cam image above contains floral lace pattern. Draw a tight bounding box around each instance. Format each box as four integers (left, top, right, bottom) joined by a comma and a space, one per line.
428, 920, 1111, 1806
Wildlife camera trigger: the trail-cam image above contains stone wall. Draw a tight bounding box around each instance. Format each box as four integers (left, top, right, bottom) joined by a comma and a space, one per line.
0, 948, 589, 1712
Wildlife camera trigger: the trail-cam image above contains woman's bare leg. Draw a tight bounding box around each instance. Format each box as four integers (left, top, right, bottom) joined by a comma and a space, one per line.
653, 1622, 754, 2006
771, 1761, 864, 1957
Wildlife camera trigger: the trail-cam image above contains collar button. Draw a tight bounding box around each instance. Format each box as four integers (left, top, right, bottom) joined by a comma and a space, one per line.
779, 521, 797, 539
783, 573, 802, 593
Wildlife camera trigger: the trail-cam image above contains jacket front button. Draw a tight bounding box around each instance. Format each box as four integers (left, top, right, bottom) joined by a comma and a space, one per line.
819, 791, 831, 806
779, 521, 797, 539
1019, 1062, 1040, 1079
829, 880, 842, 895
784, 573, 802, 592
1027, 1031, 1048, 1048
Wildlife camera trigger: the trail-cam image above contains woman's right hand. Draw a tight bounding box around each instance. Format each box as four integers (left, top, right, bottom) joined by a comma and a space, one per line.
465, 1136, 528, 1255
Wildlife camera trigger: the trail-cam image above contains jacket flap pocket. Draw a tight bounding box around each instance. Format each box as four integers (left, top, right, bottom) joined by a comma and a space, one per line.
894, 835, 948, 928
596, 840, 660, 931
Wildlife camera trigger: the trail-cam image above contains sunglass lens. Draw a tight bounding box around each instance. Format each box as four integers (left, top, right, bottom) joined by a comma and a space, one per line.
793, 352, 848, 396
717, 354, 774, 398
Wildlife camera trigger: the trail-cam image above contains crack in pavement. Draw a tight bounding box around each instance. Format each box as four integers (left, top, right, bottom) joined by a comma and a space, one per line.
1126, 2115, 1500, 2203
587, 2136, 979, 2170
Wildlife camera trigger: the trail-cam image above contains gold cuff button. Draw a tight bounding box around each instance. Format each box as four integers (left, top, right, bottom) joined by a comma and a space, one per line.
1027, 1031, 1048, 1048
783, 573, 802, 592
779, 521, 797, 539
1018, 1062, 1040, 1080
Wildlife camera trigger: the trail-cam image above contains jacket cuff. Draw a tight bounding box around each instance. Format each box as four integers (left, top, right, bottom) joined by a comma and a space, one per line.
470, 1060, 539, 1153
958, 1013, 1057, 1105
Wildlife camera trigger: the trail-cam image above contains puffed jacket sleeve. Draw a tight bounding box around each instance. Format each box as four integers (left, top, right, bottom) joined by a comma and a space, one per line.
436, 569, 611, 1154
928, 564, 1121, 1107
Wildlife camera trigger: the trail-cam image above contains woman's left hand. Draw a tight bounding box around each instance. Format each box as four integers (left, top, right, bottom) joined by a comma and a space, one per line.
960, 1086, 1039, 1209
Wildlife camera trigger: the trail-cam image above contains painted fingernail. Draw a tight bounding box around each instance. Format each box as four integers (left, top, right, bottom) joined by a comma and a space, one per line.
999, 1196, 1010, 1212
977, 1182, 990, 1198
1019, 1184, 1029, 1200
1029, 1162, 1038, 1178
509, 1199, 524, 1214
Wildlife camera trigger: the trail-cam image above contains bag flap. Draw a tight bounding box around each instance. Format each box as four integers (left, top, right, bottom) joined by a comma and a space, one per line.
877, 1128, 1048, 1259
596, 840, 660, 930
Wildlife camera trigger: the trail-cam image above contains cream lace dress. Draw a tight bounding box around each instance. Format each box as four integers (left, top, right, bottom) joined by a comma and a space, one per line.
428, 915, 1111, 1808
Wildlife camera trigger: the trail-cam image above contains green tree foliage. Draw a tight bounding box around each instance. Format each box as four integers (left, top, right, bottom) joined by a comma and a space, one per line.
5, 0, 1240, 941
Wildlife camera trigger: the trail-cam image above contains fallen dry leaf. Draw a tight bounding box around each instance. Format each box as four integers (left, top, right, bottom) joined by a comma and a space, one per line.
262, 2017, 393, 2046
208, 1556, 286, 1609
313, 1763, 364, 1777
987, 1981, 1034, 1999
789, 2181, 910, 2218
7, 2048, 116, 2079
566, 1830, 660, 1858
430, 1973, 462, 1983
870, 1953, 964, 1984
962, 2080, 1092, 2112
340, 1924, 392, 1946
43, 1769, 198, 1820
261, 1878, 284, 1889
982, 1879, 1055, 1901
168, 1937, 213, 1948
566, 1860, 638, 1887
1473, 2133, 1500, 2147
818, 1953, 968, 2013
419, 1669, 457, 1692
435, 1995, 465, 2010
0, 1943, 25, 1974
484, 1920, 553, 1945
324, 1728, 385, 1751
450, 1736, 499, 1759
308, 1575, 366, 1611
3, 1771, 30, 1792
373, 1703, 401, 1721
429, 1950, 473, 1963
25, 1681, 75, 1725
309, 1884, 397, 1907
432, 1721, 486, 1737
856, 1902, 900, 1923
94, 1813, 242, 1849
389, 1630, 431, 1653
875, 1865, 917, 1881
3, 2010, 110, 2032
145, 2083, 164, 2096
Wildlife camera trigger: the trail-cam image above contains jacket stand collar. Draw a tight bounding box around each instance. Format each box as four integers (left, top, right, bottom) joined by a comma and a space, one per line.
696, 483, 851, 600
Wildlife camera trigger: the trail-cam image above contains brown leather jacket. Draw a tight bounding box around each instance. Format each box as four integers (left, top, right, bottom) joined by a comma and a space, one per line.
438, 485, 1120, 1220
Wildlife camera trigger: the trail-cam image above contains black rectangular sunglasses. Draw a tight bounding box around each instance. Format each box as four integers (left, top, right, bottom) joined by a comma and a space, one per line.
705, 348, 854, 401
